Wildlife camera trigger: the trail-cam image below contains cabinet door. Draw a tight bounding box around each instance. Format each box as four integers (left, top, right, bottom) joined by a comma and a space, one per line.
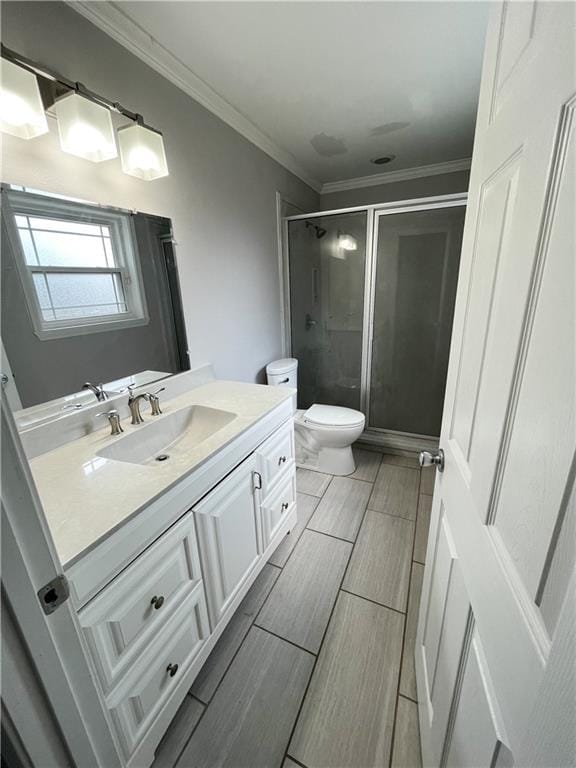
193, 454, 261, 628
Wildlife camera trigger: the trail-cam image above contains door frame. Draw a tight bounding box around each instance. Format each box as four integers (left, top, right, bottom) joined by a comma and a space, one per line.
1, 391, 122, 767
280, 193, 467, 451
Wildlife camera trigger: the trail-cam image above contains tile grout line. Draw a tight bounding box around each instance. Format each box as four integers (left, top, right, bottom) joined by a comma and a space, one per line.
304, 525, 357, 545
387, 465, 423, 768
173, 572, 283, 765
366, 505, 417, 523
280, 469, 367, 768
252, 622, 317, 657
169, 694, 207, 768
339, 587, 407, 617
285, 754, 309, 768
172, 453, 402, 768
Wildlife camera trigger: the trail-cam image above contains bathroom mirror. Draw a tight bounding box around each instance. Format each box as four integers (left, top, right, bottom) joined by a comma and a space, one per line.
1, 185, 189, 425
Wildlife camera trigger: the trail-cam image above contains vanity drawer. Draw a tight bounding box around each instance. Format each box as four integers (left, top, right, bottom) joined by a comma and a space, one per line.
107, 588, 209, 760
256, 419, 295, 495
79, 511, 203, 692
261, 471, 297, 548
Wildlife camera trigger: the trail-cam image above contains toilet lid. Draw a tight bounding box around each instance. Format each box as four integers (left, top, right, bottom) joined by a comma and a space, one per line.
304, 404, 365, 428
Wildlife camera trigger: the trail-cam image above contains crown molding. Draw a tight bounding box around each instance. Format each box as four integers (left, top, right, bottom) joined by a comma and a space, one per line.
320, 158, 472, 195
69, 1, 322, 193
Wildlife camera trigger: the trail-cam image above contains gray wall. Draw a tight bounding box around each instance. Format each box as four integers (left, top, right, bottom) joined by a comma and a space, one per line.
320, 170, 470, 210
1, 2, 319, 385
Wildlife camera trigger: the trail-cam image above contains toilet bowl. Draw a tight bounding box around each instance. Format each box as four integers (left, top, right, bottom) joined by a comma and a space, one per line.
266, 358, 365, 476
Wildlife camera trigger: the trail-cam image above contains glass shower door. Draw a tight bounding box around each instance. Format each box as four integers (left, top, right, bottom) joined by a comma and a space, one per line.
368, 204, 466, 437
287, 211, 367, 411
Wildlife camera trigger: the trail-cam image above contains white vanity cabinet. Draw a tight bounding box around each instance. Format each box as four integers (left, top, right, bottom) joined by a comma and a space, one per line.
193, 453, 261, 628
73, 409, 297, 768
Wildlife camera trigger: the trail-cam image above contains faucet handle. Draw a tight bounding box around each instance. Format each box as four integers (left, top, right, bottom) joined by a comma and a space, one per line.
147, 387, 165, 416
97, 409, 124, 436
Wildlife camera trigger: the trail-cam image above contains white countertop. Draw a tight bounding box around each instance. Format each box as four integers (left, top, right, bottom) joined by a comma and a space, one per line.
30, 381, 294, 567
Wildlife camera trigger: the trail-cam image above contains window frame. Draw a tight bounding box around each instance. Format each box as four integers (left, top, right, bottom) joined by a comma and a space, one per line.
3, 188, 149, 340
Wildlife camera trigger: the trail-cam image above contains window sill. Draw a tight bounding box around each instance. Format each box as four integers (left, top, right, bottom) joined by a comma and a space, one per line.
33, 315, 150, 341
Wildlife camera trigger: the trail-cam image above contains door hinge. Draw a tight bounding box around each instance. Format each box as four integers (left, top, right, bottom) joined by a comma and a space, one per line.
253, 471, 262, 491
38, 574, 70, 615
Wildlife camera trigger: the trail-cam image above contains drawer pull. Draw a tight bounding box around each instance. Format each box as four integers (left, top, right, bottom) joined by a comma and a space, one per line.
151, 595, 165, 610
281, 502, 289, 512
278, 455, 287, 466
167, 663, 179, 677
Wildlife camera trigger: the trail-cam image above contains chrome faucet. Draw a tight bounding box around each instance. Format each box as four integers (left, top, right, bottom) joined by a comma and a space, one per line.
83, 382, 109, 402
97, 409, 123, 436
127, 386, 149, 425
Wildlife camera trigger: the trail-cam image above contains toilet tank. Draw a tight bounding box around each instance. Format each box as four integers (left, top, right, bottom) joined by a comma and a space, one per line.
266, 358, 298, 388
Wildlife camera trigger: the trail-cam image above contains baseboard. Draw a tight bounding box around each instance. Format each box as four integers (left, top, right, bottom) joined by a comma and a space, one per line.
358, 429, 439, 455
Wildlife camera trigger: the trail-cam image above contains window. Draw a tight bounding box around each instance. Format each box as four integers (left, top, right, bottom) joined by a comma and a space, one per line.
4, 189, 148, 339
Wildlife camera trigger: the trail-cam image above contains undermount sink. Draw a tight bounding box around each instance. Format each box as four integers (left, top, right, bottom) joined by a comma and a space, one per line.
97, 405, 237, 465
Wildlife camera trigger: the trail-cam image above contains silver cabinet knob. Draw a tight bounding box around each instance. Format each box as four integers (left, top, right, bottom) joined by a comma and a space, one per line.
419, 449, 445, 472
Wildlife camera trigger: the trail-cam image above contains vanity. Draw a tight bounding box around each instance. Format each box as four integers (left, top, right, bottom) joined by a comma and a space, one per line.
2, 184, 298, 766
23, 367, 298, 767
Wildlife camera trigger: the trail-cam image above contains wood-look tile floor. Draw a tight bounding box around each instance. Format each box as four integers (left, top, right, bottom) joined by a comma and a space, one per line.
153, 449, 435, 768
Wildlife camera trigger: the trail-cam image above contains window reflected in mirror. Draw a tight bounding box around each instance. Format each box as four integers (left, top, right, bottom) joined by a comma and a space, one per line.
1, 185, 189, 422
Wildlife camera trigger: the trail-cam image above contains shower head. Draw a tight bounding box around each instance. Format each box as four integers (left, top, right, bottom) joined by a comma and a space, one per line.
305, 220, 327, 239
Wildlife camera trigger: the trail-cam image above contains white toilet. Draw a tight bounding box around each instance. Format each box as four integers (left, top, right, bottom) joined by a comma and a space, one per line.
266, 358, 365, 476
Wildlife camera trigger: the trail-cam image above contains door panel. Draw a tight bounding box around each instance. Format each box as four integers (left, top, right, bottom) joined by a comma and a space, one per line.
450, 158, 520, 459
286, 212, 367, 410
419, 507, 471, 765
491, 103, 575, 608
416, 3, 575, 765
193, 454, 261, 628
445, 630, 506, 768
370, 206, 465, 437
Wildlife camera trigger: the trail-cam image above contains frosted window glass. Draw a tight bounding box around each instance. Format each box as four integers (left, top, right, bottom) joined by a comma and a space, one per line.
32, 273, 51, 308
28, 217, 105, 236
17, 228, 38, 265
31, 231, 109, 268
369, 206, 465, 436
36, 272, 127, 319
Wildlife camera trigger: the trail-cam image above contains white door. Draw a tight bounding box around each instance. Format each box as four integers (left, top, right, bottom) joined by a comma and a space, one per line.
416, 2, 575, 766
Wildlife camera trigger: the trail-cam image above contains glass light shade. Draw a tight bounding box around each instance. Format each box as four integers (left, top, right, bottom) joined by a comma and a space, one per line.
338, 234, 358, 251
118, 123, 169, 180
0, 58, 49, 139
54, 92, 117, 162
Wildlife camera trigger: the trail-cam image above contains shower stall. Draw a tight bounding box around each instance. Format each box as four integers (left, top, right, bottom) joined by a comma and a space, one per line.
283, 194, 466, 450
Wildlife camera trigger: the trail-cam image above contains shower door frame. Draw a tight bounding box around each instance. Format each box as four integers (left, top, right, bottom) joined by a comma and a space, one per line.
282, 192, 467, 452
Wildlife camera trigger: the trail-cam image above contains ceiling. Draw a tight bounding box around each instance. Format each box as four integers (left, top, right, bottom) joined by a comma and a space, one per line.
79, 1, 489, 189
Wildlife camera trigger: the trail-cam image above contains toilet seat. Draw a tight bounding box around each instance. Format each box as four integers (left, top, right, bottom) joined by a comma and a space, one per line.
304, 404, 365, 429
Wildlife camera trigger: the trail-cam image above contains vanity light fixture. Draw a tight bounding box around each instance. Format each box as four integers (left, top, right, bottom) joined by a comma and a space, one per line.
0, 44, 168, 179
118, 120, 169, 180
0, 57, 49, 139
338, 233, 358, 251
54, 91, 118, 162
